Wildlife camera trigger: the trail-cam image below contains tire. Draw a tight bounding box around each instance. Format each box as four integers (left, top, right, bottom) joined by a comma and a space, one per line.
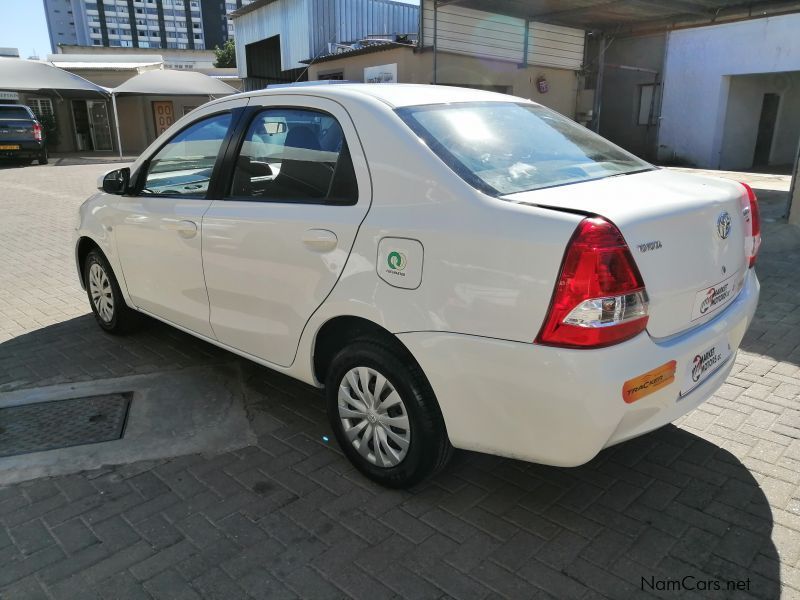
325, 340, 453, 488
83, 249, 141, 334
38, 150, 48, 165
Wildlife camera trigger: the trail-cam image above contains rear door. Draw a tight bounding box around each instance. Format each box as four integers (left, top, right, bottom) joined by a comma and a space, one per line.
201, 95, 371, 367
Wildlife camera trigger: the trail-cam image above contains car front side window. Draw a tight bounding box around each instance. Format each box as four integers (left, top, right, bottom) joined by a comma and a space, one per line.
229, 108, 357, 205
141, 112, 232, 197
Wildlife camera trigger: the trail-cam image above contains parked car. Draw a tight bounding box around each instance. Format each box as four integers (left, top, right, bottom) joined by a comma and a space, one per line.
75, 84, 760, 487
0, 104, 48, 165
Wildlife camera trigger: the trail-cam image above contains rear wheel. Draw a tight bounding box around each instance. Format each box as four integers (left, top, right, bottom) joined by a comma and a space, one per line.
38, 149, 48, 165
83, 249, 141, 334
325, 341, 452, 488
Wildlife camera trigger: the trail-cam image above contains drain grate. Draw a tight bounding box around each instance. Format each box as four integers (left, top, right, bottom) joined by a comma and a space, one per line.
0, 393, 131, 458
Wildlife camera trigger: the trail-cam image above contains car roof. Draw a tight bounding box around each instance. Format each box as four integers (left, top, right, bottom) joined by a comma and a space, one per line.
234, 83, 532, 109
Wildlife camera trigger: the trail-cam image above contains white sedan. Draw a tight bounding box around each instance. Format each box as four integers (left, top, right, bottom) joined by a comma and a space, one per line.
75, 84, 760, 487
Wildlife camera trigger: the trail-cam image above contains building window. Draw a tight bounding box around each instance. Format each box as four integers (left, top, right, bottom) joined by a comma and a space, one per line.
28, 98, 55, 120
638, 84, 660, 126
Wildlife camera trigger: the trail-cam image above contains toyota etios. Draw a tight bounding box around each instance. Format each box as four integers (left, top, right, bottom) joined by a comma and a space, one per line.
75, 84, 760, 487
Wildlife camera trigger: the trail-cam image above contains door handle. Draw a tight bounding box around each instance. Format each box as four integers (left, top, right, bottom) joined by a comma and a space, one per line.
164, 219, 198, 239
302, 229, 338, 252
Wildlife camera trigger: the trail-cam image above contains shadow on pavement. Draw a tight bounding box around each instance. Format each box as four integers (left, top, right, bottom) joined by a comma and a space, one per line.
0, 293, 785, 597
240, 353, 783, 598
0, 314, 235, 394
425, 425, 781, 597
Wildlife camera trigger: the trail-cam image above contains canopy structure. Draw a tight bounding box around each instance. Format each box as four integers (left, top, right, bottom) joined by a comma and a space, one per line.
0, 57, 109, 98
112, 69, 239, 96
110, 69, 238, 158
434, 0, 800, 33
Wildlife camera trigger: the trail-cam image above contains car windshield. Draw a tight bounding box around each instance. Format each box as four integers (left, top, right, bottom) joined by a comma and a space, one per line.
0, 107, 31, 120
397, 101, 652, 195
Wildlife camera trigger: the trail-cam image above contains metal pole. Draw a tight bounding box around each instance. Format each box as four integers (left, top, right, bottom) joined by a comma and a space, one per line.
111, 93, 123, 159
592, 33, 606, 133
433, 0, 438, 85
788, 137, 800, 225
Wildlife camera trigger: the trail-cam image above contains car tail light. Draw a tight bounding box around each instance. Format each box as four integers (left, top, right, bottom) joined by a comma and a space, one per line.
740, 182, 761, 268
33, 122, 42, 142
536, 217, 649, 349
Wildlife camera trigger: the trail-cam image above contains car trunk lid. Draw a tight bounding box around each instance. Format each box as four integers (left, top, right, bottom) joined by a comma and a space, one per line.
0, 119, 35, 142
504, 168, 748, 339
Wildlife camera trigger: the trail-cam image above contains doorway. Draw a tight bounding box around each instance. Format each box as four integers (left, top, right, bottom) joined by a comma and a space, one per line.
71, 101, 92, 151
71, 101, 113, 152
753, 93, 780, 167
88, 101, 113, 151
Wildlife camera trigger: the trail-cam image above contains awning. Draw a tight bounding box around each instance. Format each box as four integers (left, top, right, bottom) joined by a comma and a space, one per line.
112, 69, 239, 96
435, 0, 800, 33
0, 57, 109, 98
109, 69, 238, 158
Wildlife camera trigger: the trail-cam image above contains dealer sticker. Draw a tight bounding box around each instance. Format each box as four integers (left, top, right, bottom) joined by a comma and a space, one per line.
681, 340, 732, 397
691, 273, 742, 321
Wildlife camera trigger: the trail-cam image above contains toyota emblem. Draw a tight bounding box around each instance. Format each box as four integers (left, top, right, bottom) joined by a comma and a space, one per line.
717, 212, 731, 240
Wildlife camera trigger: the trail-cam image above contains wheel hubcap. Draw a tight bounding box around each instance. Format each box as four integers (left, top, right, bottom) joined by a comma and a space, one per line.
88, 263, 114, 323
338, 367, 411, 468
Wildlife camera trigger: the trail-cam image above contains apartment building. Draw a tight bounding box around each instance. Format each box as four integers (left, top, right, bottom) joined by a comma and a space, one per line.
43, 0, 255, 52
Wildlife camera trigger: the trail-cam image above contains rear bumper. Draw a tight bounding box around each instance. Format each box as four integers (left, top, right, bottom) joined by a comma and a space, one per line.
398, 269, 759, 466
0, 141, 45, 159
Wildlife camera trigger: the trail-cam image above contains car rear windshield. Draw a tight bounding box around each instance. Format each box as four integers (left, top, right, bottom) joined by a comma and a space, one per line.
396, 102, 652, 195
0, 107, 31, 120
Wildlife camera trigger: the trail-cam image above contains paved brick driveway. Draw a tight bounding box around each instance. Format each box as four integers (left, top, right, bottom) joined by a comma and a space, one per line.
0, 162, 798, 599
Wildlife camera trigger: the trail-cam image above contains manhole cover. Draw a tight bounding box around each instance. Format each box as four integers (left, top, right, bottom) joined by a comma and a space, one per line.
0, 393, 131, 458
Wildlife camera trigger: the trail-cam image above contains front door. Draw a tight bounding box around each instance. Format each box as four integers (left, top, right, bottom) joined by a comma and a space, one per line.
71, 100, 92, 151
152, 101, 175, 136
112, 110, 234, 337
202, 97, 371, 366
87, 101, 113, 151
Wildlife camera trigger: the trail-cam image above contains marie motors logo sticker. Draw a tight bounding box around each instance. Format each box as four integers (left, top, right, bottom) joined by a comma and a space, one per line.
386, 251, 407, 275
691, 346, 722, 382
699, 282, 731, 314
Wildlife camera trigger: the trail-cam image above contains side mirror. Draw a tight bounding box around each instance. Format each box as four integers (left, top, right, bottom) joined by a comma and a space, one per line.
98, 167, 130, 194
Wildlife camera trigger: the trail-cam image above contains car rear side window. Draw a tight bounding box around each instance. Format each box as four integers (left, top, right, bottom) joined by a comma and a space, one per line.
397, 102, 652, 196
141, 112, 231, 197
0, 107, 31, 120
229, 108, 358, 205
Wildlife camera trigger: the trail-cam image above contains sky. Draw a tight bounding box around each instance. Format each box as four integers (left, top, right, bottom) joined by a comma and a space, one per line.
0, 0, 419, 61
0, 0, 52, 59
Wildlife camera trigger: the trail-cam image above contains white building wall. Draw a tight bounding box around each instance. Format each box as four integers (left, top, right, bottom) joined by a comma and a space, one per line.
719, 73, 800, 169
233, 0, 312, 77
421, 0, 584, 69
659, 13, 800, 168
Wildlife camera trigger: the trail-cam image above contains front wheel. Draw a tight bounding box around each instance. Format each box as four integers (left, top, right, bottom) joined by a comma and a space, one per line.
325, 341, 452, 488
83, 249, 141, 334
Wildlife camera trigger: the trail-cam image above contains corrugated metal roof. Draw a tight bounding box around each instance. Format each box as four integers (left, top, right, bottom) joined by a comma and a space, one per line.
230, 0, 279, 18
50, 62, 162, 70
303, 41, 414, 63
443, 0, 800, 32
